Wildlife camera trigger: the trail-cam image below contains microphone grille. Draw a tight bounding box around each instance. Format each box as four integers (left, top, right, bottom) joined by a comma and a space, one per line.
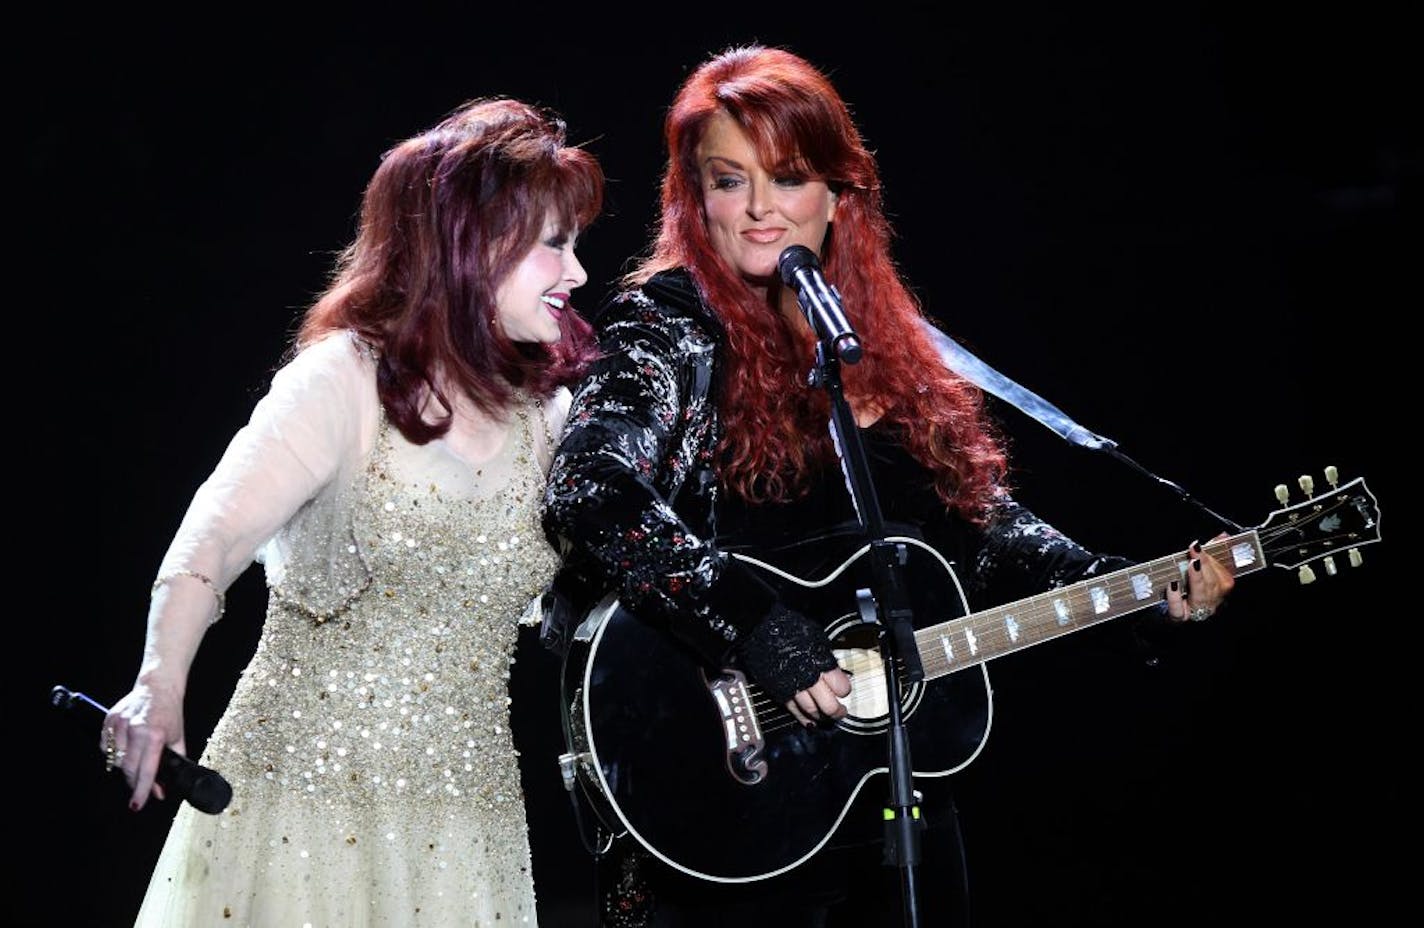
777, 245, 817, 285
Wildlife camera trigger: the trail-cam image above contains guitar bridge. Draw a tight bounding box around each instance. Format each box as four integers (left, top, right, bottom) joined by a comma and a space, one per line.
707, 670, 767, 785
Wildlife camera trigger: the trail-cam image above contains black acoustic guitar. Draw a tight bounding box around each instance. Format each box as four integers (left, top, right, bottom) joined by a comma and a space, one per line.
559, 472, 1381, 883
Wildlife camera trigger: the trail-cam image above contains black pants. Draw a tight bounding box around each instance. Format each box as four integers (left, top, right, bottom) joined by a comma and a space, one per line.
596, 799, 971, 927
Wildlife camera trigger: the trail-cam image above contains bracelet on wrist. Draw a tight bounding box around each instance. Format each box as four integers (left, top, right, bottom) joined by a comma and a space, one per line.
152, 570, 225, 624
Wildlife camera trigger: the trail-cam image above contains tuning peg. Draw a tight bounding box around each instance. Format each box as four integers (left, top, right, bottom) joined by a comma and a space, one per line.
1348, 548, 1363, 568
1323, 556, 1338, 576
1324, 465, 1339, 489
1298, 564, 1317, 585
1298, 474, 1315, 498
1275, 484, 1290, 505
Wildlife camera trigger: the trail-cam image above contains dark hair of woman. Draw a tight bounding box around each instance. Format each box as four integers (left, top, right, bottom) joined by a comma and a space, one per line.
300, 97, 604, 443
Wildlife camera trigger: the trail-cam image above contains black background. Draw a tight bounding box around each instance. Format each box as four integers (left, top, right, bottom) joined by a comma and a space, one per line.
25, 4, 1411, 926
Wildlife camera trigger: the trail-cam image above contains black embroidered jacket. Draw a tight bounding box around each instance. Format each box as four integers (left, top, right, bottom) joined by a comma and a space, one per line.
541, 269, 1143, 684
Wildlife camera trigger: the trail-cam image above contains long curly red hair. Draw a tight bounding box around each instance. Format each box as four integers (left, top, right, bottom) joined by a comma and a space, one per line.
296, 98, 603, 443
631, 46, 1006, 520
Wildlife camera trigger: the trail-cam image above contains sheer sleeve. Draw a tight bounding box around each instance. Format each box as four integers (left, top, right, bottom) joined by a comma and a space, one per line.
155, 332, 379, 606
534, 386, 572, 474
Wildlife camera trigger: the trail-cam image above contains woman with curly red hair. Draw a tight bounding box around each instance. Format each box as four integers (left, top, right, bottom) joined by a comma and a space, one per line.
542, 46, 1232, 925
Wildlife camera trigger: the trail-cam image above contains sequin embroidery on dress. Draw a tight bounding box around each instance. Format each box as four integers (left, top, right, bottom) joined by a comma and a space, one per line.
135, 399, 559, 927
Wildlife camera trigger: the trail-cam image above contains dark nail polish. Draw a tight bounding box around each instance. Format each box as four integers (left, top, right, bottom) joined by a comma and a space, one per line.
1192, 559, 1202, 572
1169, 580, 1179, 592
1191, 541, 1202, 554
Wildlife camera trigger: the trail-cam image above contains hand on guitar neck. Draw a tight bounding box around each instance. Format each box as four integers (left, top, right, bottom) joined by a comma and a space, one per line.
1160, 532, 1235, 623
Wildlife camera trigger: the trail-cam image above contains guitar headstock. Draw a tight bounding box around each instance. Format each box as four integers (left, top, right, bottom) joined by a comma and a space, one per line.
1255, 466, 1382, 580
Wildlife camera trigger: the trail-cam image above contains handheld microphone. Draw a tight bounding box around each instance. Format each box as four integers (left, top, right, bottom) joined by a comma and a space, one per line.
777, 244, 862, 364
50, 684, 233, 814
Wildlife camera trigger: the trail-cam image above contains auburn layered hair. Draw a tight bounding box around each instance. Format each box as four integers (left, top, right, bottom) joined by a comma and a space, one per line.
297, 97, 603, 443
631, 46, 1006, 520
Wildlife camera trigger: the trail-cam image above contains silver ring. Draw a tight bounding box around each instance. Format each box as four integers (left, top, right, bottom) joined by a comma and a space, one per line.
1189, 606, 1212, 622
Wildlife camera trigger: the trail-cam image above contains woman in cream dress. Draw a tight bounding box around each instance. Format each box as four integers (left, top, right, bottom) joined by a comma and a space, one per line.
103, 97, 604, 926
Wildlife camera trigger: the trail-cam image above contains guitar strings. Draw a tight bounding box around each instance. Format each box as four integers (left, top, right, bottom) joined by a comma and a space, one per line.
735, 488, 1368, 734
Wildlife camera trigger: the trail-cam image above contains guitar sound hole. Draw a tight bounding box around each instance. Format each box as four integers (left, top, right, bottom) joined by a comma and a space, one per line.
828, 620, 924, 733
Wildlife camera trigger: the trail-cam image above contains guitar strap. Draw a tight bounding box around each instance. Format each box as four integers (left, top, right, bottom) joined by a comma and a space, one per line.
919, 319, 1246, 532
918, 318, 1117, 451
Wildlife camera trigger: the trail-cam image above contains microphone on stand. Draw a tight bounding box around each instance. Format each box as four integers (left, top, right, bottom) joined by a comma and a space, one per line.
777, 244, 863, 363
50, 684, 233, 814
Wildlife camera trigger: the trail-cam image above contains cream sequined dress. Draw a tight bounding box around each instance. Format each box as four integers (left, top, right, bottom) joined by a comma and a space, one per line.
135, 332, 559, 926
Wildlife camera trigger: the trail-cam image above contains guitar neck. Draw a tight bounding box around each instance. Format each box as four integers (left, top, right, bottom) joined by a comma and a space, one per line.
914, 532, 1267, 679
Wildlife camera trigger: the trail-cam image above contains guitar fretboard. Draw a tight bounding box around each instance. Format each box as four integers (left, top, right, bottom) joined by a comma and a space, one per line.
914, 532, 1267, 679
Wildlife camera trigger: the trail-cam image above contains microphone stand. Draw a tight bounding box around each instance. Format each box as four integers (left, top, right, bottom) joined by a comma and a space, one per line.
792, 312, 1242, 925
807, 340, 926, 928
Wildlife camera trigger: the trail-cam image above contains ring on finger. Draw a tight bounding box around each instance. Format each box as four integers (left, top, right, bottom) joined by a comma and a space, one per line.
103, 727, 118, 771
1189, 605, 1212, 622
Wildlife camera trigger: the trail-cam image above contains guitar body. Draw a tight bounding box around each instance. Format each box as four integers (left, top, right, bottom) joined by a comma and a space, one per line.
562, 537, 992, 882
